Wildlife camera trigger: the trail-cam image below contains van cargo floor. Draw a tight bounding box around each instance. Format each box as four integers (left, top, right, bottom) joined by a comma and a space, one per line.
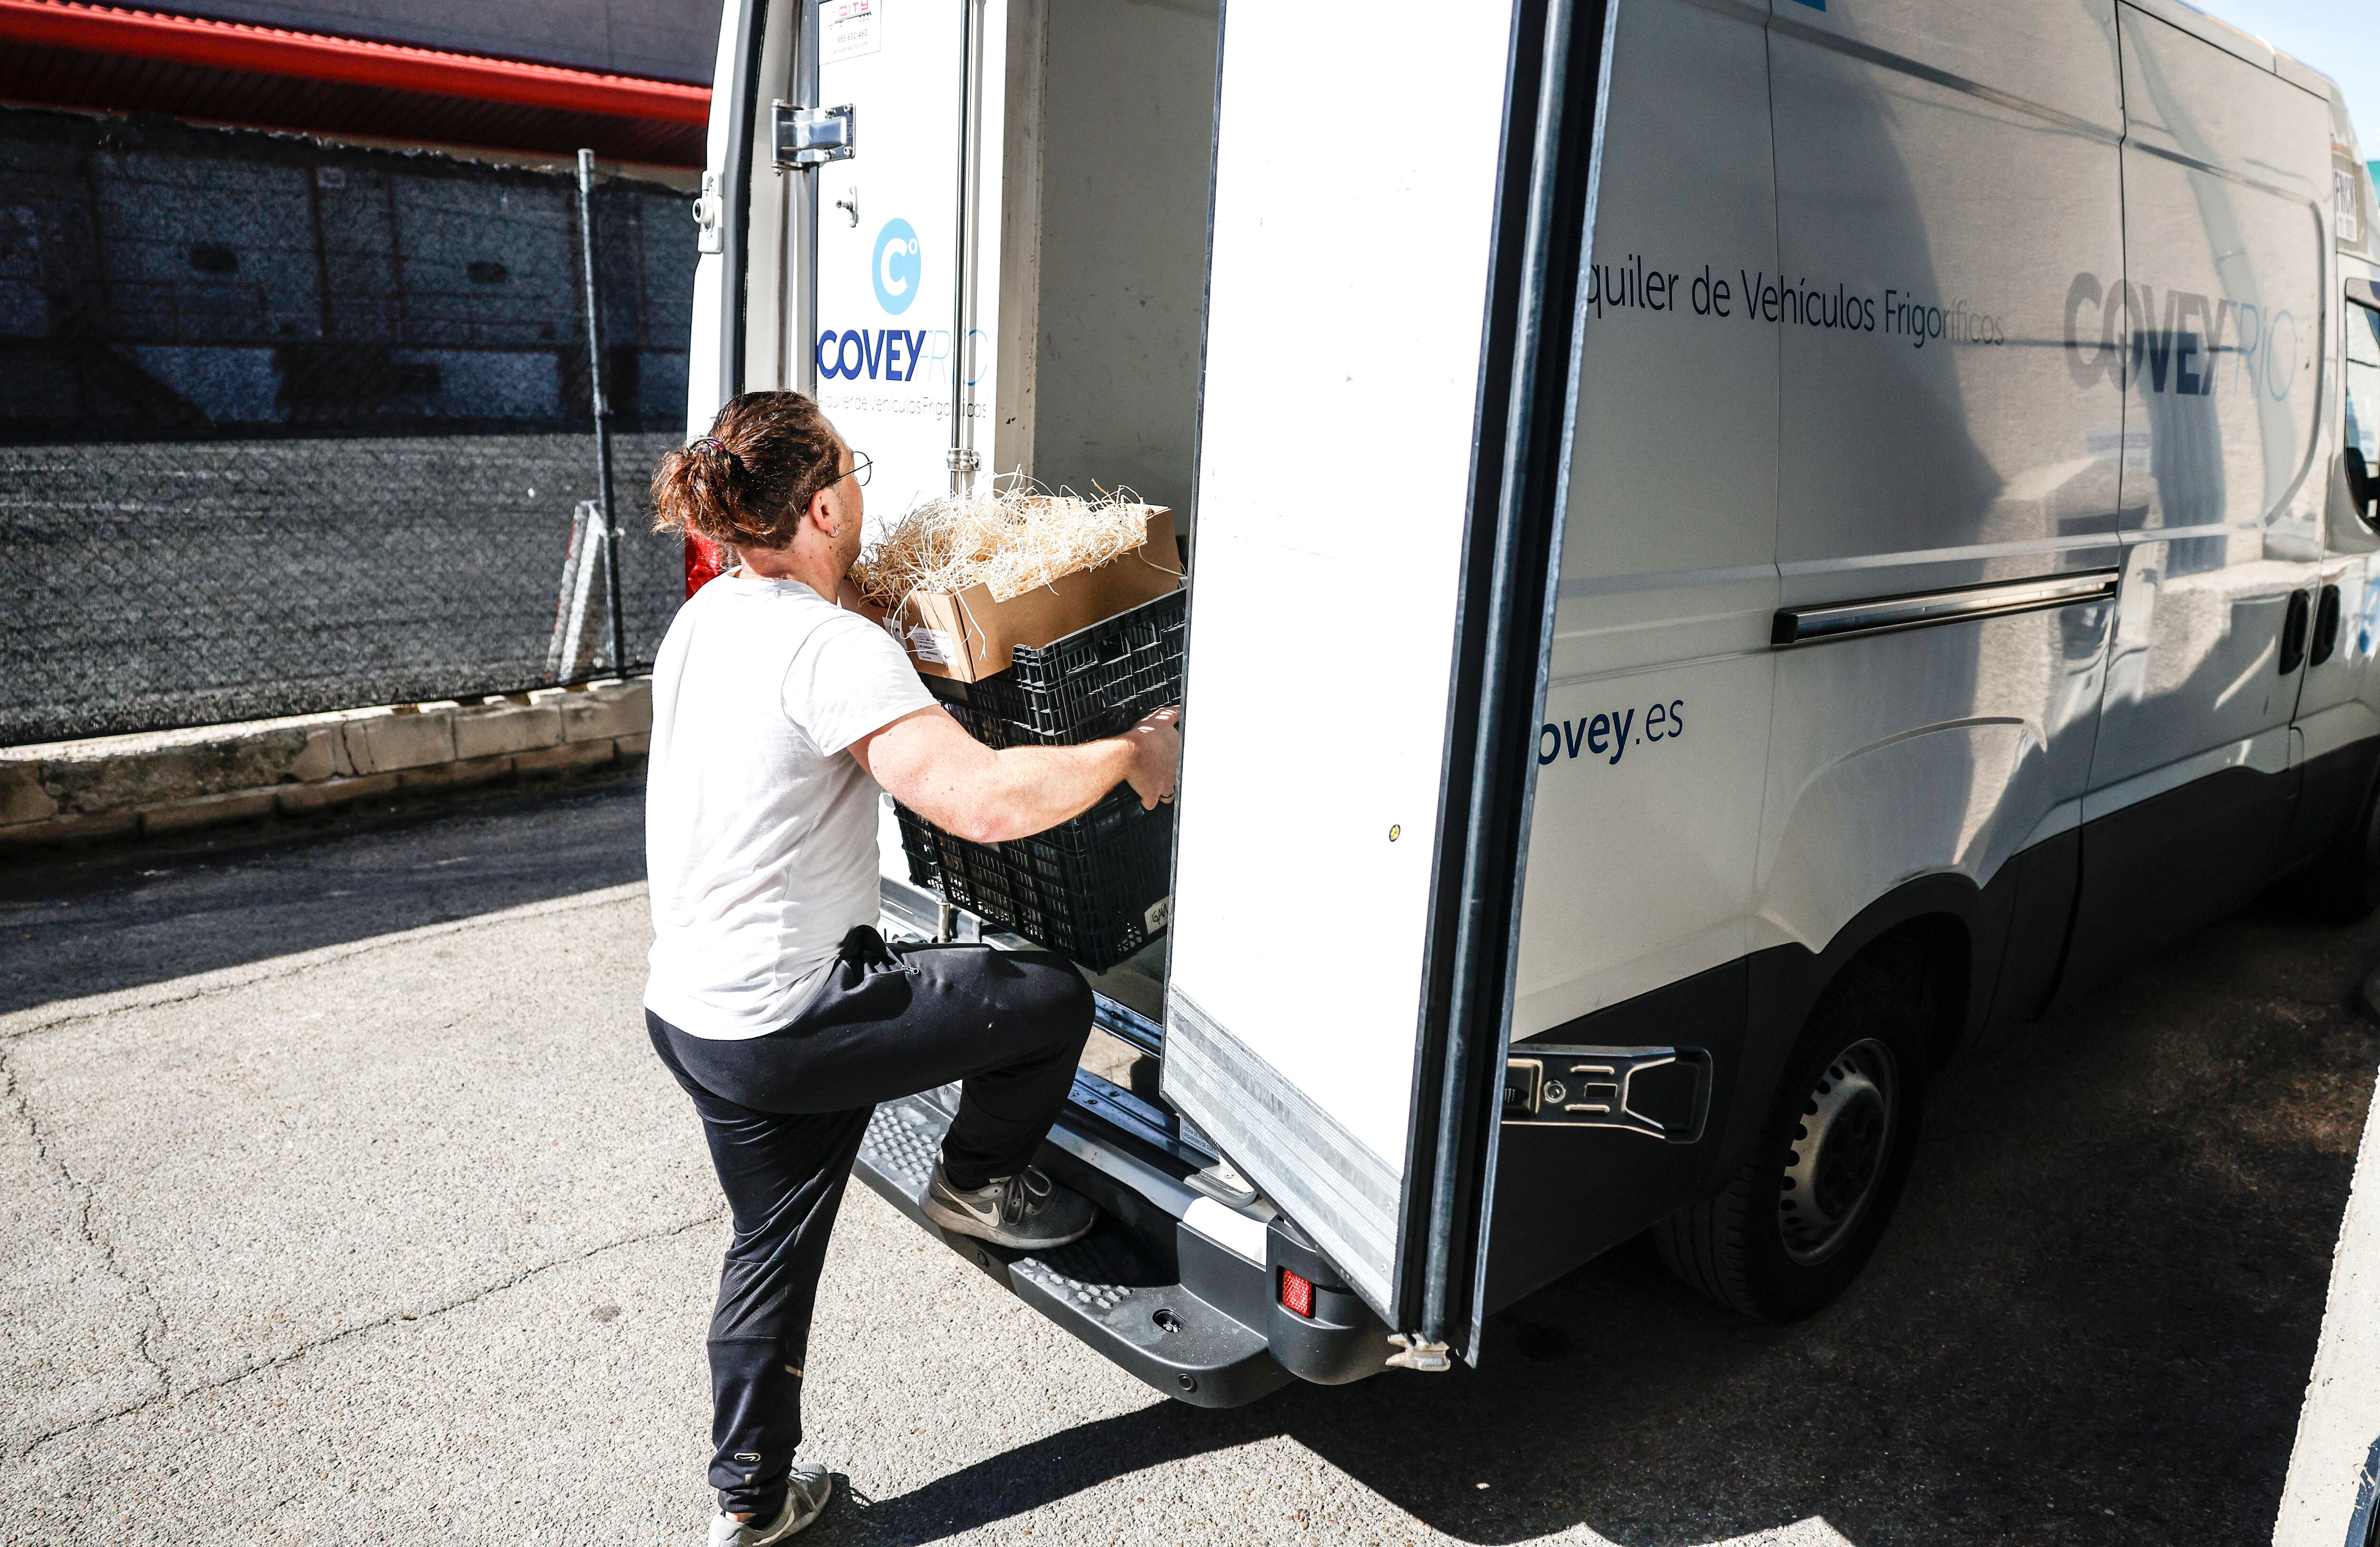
854, 1086, 1289, 1407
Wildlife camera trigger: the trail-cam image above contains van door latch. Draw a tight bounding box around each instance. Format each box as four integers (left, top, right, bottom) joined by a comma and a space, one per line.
774, 103, 856, 170
691, 170, 724, 254
1502, 1046, 1711, 1142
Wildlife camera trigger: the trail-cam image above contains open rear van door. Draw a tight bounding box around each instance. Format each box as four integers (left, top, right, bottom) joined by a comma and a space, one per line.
691, 0, 1025, 516
1160, 0, 1609, 1361
805, 0, 1006, 519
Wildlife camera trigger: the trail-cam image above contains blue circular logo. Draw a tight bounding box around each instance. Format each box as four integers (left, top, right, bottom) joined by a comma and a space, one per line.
872, 219, 921, 315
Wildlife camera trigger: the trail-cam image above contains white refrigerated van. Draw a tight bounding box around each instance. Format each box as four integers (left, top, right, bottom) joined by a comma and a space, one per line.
684, 0, 2380, 1400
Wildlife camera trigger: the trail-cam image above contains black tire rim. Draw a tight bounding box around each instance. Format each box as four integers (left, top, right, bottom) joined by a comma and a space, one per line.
1777, 1037, 1898, 1267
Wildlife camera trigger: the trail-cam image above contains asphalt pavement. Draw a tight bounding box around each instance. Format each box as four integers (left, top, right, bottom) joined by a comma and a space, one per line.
2, 774, 2376, 1546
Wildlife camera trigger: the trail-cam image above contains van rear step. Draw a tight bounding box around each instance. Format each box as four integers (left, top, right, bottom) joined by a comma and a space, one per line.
853, 1087, 1291, 1408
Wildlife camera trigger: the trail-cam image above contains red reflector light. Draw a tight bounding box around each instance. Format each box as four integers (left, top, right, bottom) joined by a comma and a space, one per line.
1279, 1267, 1314, 1318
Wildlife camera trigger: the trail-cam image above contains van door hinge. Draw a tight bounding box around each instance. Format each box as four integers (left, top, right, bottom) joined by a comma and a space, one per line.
1386, 1333, 1450, 1372
774, 102, 856, 170
691, 170, 724, 254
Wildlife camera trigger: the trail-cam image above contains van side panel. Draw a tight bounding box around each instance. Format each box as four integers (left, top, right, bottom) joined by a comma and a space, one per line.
1489, 0, 1779, 1314
2066, 8, 2333, 983
1509, 0, 1780, 1038
1753, 0, 2123, 962
2291, 273, 2380, 870
1492, 0, 2136, 1309
1765, 0, 2124, 125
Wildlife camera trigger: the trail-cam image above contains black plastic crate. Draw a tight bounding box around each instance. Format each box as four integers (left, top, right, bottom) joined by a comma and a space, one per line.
894, 785, 1172, 971
923, 588, 1185, 747
895, 801, 941, 888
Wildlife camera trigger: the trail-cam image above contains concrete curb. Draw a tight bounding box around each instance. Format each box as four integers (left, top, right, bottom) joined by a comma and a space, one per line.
2273, 1063, 2380, 1546
0, 880, 649, 1041
0, 679, 650, 852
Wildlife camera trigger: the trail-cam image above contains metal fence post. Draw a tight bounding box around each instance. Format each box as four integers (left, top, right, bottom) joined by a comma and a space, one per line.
576, 147, 628, 681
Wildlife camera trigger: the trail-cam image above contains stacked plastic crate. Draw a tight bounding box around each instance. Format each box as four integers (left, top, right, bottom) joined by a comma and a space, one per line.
895, 589, 1185, 970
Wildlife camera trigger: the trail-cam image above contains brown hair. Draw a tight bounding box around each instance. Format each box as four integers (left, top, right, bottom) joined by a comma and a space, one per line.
650, 391, 843, 551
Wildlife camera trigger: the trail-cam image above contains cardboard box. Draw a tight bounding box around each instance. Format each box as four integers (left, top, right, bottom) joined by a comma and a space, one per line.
895, 506, 1182, 682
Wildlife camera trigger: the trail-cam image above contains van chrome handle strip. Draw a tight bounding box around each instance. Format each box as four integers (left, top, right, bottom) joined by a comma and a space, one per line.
1771, 569, 2119, 648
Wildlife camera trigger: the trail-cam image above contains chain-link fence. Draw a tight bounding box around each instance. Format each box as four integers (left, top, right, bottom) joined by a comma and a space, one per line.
0, 108, 697, 746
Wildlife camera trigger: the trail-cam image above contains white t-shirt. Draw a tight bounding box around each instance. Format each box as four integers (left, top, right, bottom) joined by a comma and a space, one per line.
643, 572, 936, 1039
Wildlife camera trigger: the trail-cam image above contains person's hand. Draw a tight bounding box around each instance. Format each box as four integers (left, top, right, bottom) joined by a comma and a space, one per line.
1121, 706, 1180, 810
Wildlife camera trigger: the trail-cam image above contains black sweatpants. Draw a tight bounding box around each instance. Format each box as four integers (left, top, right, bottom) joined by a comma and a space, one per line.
646, 925, 1094, 1518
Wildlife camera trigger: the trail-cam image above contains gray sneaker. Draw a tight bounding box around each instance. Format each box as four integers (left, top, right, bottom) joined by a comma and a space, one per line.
921, 1161, 1096, 1249
708, 1464, 832, 1545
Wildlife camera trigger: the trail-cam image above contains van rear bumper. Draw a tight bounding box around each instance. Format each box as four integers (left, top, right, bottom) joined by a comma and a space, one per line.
853, 1078, 1297, 1407
863, 888, 1395, 1401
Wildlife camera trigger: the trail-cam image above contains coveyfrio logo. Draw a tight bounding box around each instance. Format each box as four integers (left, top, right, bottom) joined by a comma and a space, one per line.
873, 219, 920, 315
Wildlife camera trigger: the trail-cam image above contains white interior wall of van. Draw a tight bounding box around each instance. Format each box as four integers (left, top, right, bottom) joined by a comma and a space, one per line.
1028, 0, 1218, 535
1159, 0, 1519, 1316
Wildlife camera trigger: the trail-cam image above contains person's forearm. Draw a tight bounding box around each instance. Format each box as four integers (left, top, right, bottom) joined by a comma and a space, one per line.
961, 739, 1135, 842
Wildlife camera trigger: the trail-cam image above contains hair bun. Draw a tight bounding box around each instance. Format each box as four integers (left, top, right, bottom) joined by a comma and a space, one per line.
650, 391, 839, 552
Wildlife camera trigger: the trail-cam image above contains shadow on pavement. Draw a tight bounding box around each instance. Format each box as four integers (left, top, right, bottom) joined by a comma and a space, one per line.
841, 893, 2380, 1547
0, 768, 646, 1016
8, 766, 2374, 1543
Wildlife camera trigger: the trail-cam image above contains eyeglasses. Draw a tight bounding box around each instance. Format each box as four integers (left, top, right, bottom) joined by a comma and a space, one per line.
833, 450, 873, 489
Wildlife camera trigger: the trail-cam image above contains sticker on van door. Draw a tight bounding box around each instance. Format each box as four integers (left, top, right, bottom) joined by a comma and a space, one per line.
873, 219, 921, 315
823, 0, 881, 63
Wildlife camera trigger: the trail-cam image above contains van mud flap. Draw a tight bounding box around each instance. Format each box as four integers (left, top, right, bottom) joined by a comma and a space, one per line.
854, 1086, 1291, 1408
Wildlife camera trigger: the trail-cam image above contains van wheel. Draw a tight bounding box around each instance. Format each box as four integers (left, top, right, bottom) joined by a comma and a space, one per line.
2308, 773, 2380, 921
1653, 960, 1927, 1322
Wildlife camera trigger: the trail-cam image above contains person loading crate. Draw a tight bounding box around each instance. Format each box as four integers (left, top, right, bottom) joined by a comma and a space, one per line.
642, 390, 1181, 1547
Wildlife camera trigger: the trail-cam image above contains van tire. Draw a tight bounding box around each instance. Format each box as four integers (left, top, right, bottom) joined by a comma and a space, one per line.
1653, 959, 1928, 1322
2307, 772, 2380, 921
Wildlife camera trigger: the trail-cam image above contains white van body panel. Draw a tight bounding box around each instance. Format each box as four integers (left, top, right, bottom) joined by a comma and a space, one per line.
2308, 268, 2380, 767
1519, 0, 2129, 1002
1513, 0, 1778, 1035
1156, 0, 1520, 1312
1755, 611, 2107, 948
1765, 0, 2125, 128
2090, 6, 2331, 805
1748, 0, 2126, 956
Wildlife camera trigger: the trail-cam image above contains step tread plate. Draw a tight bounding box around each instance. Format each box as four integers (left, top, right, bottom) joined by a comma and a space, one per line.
854, 1091, 1289, 1408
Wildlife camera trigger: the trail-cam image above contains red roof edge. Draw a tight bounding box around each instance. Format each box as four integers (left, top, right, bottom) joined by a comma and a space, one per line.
0, 0, 712, 124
